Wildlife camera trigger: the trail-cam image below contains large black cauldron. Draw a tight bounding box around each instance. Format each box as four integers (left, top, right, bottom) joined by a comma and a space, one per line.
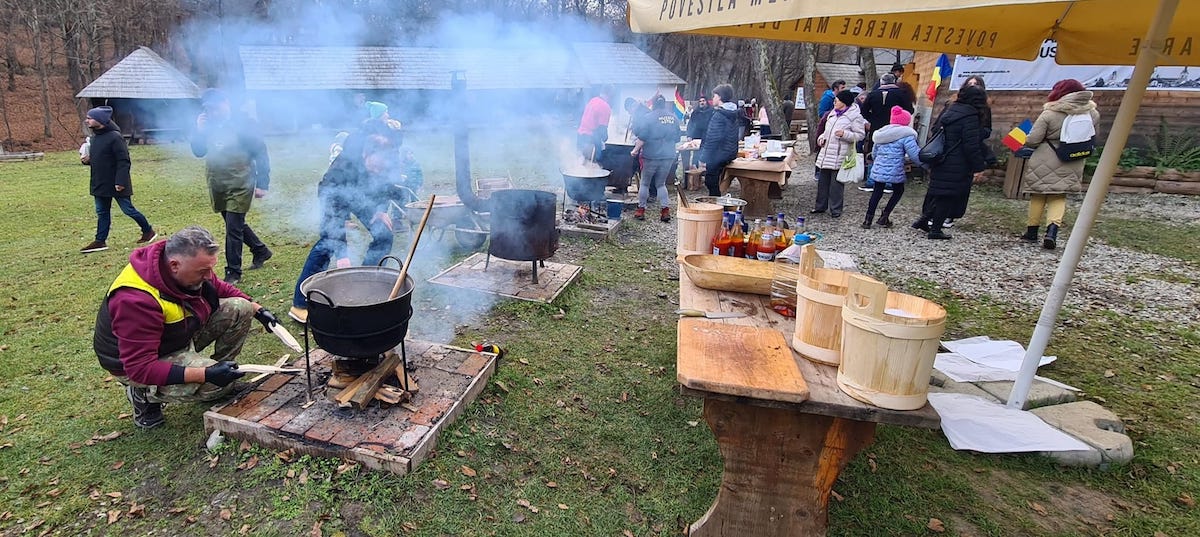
300, 260, 414, 359
488, 189, 558, 262
561, 168, 611, 204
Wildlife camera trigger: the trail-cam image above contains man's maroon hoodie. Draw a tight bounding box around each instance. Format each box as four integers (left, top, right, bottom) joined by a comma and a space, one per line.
93, 241, 250, 385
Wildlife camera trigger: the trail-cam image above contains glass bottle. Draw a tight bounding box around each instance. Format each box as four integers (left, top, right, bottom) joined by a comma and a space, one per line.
711, 214, 731, 256
756, 228, 776, 262
770, 239, 803, 318
746, 219, 762, 260
728, 213, 745, 258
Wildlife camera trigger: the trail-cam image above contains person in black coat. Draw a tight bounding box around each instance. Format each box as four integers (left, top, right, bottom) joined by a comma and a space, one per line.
80, 106, 156, 254
686, 95, 714, 141
699, 84, 741, 197
914, 85, 988, 240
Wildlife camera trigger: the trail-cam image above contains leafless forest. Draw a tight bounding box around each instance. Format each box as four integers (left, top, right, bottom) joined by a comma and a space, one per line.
0, 0, 882, 150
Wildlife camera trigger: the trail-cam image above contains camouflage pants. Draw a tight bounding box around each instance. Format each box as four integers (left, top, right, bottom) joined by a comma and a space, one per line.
117, 297, 255, 403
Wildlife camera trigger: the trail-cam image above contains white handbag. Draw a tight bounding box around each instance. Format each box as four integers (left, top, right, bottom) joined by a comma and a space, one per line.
836, 153, 864, 184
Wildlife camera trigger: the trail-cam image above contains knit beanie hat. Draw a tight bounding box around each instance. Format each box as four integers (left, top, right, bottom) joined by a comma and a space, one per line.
889, 106, 912, 126
87, 106, 113, 125
835, 90, 855, 106
1047, 79, 1086, 102
365, 101, 388, 120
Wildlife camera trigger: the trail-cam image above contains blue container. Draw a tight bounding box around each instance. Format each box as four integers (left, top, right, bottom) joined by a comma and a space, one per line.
606, 199, 624, 220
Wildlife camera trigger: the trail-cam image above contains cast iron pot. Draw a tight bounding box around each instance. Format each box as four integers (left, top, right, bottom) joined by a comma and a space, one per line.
561, 168, 611, 204
300, 256, 414, 359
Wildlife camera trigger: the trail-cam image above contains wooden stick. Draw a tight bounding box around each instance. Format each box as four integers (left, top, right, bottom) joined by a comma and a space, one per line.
335, 351, 403, 409
389, 194, 436, 300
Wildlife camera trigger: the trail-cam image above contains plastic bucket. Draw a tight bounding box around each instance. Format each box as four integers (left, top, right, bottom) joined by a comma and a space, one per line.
837, 275, 947, 411
676, 202, 724, 256
791, 245, 878, 366
606, 199, 624, 220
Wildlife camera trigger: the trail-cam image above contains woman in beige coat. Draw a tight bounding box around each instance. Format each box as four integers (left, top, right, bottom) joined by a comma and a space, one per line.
812, 90, 866, 218
1019, 79, 1100, 249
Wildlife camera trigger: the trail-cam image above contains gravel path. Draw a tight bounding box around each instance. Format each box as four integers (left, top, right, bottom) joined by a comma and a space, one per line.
617, 156, 1200, 326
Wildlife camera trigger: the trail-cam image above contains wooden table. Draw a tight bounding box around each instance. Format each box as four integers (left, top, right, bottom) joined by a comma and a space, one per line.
719, 150, 798, 217
677, 268, 940, 537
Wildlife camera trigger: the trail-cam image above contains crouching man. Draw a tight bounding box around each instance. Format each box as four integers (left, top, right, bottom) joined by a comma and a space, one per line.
93, 226, 282, 428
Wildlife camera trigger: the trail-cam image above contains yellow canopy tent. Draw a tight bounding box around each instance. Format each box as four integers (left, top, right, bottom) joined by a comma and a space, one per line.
630, 0, 1195, 409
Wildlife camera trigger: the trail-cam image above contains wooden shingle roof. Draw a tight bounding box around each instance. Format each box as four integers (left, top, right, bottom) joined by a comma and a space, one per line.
238, 43, 682, 91
76, 47, 201, 99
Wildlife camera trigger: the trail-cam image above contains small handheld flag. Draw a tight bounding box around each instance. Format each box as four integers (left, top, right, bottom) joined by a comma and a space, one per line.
926, 54, 954, 102
1002, 119, 1034, 152
674, 87, 687, 121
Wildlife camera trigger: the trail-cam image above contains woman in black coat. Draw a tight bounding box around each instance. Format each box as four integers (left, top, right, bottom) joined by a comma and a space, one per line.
914, 85, 988, 240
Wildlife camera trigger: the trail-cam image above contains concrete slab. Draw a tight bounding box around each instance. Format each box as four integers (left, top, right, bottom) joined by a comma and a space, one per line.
976, 380, 1076, 409
1031, 401, 1133, 468
928, 380, 1001, 402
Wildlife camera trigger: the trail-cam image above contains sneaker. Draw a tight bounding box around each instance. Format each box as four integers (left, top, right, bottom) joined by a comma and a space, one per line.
943, 219, 955, 229
660, 207, 671, 223
860, 222, 871, 229
136, 229, 158, 244
883, 188, 894, 194
126, 386, 165, 429
857, 185, 873, 192
634, 207, 646, 220
876, 217, 894, 228
809, 209, 825, 215
249, 249, 273, 270
80, 240, 108, 253
288, 306, 308, 324
927, 230, 952, 240
911, 219, 930, 232
224, 273, 241, 286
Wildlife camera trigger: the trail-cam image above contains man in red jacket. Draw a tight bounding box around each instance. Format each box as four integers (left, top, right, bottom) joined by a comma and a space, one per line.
93, 226, 282, 428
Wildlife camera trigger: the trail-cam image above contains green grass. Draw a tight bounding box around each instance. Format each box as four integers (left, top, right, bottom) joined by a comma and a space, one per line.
1, 132, 1198, 536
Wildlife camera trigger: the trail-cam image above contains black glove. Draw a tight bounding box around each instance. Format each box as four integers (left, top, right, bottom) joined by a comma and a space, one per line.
254, 308, 280, 331
205, 361, 244, 387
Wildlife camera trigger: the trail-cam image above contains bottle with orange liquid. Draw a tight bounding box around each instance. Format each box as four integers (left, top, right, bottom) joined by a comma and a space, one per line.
728, 213, 745, 258
711, 213, 731, 255
756, 227, 777, 261
746, 219, 762, 260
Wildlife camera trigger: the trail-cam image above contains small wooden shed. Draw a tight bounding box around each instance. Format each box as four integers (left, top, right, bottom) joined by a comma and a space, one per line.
76, 47, 201, 143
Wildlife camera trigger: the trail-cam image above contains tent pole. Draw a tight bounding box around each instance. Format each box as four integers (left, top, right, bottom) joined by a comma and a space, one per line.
1007, 0, 1180, 409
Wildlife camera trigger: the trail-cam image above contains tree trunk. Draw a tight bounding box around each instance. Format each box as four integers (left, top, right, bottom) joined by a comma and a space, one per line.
0, 82, 12, 142
4, 16, 19, 91
801, 43, 819, 153
752, 40, 788, 141
858, 47, 878, 90
30, 8, 53, 139
62, 12, 89, 123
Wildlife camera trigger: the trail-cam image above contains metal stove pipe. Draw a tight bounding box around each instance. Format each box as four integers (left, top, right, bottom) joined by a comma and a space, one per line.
452, 71, 489, 213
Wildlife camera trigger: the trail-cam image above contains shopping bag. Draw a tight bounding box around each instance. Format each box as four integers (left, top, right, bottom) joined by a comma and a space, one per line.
836, 153, 864, 183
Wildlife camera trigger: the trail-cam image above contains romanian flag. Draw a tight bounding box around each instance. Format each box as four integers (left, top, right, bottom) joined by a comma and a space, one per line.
926, 54, 953, 102
1003, 119, 1034, 152
674, 87, 687, 121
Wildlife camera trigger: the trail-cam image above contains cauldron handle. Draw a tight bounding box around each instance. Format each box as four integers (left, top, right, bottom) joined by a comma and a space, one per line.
378, 255, 405, 270
305, 289, 336, 308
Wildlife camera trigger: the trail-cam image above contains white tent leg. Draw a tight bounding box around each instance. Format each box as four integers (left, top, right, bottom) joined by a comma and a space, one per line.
1007, 0, 1180, 409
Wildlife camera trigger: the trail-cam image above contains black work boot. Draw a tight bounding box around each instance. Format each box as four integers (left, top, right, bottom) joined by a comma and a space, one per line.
1020, 225, 1039, 242
876, 212, 894, 228
1043, 223, 1059, 250
126, 386, 165, 429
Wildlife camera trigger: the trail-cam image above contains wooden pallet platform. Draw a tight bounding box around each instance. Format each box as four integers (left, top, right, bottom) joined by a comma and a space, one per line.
427, 252, 581, 303
558, 217, 622, 239
202, 341, 497, 475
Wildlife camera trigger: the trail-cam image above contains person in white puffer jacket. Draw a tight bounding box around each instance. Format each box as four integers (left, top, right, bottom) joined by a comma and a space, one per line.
812, 90, 865, 218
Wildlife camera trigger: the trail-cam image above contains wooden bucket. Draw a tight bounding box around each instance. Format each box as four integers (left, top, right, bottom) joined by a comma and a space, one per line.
837, 275, 947, 411
791, 245, 878, 366
676, 202, 724, 256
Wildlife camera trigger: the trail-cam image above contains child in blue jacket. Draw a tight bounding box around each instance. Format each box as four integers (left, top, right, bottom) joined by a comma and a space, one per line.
863, 106, 922, 228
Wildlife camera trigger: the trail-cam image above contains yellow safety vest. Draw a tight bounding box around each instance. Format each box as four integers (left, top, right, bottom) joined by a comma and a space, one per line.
108, 264, 187, 324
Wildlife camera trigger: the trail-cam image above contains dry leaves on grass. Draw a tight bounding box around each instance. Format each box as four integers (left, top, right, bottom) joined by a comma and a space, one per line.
236, 455, 259, 471
219, 508, 232, 521
107, 510, 120, 524
432, 479, 451, 490
336, 461, 358, 475
110, 461, 124, 470
927, 518, 946, 532
84, 431, 122, 446
1177, 493, 1195, 508
127, 502, 144, 518
1028, 501, 1049, 516
461, 465, 477, 477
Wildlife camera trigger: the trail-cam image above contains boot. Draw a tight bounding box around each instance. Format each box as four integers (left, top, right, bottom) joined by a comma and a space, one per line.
911, 217, 930, 232
1020, 225, 1039, 242
634, 207, 646, 220
927, 229, 952, 240
876, 212, 894, 228
1043, 223, 1059, 250
126, 385, 165, 429
660, 207, 671, 223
